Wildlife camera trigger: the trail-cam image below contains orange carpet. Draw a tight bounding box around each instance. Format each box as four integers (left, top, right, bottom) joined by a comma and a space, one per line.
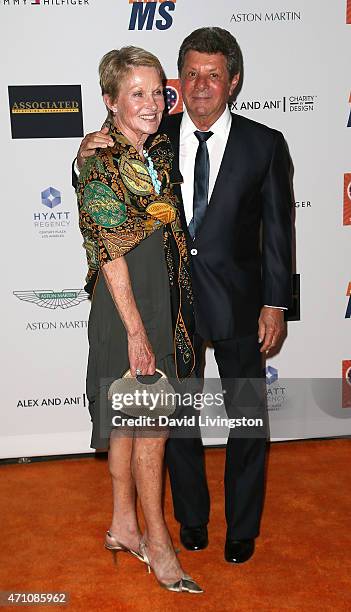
0, 439, 350, 611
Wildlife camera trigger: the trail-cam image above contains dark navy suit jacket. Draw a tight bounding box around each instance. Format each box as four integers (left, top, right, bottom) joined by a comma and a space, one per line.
159, 111, 293, 341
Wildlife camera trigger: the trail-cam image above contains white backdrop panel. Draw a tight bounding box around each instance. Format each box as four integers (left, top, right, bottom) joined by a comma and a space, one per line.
0, 0, 350, 458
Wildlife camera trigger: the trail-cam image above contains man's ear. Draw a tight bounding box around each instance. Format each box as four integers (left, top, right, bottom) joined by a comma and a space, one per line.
229, 73, 240, 97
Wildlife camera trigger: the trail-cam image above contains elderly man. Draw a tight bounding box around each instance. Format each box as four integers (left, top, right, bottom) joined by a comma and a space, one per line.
73, 27, 292, 564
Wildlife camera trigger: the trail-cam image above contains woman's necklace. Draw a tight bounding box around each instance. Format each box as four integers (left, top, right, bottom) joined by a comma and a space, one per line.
143, 149, 161, 195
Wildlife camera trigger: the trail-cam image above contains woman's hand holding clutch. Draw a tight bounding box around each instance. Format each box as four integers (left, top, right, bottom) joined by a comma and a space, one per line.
128, 329, 156, 377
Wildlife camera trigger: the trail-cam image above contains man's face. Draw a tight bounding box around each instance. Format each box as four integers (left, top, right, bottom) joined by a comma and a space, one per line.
180, 50, 239, 127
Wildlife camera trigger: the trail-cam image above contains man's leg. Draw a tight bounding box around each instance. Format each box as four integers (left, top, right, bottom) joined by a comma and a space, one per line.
165, 437, 209, 527
213, 334, 267, 559
165, 334, 210, 547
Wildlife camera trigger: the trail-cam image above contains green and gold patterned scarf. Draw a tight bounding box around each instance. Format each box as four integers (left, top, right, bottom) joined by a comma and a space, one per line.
76, 125, 194, 379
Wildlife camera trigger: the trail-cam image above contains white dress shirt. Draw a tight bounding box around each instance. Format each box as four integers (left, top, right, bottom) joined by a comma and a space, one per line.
179, 106, 285, 311
179, 106, 232, 225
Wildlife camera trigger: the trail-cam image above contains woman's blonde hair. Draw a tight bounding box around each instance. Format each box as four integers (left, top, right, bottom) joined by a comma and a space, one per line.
99, 46, 165, 123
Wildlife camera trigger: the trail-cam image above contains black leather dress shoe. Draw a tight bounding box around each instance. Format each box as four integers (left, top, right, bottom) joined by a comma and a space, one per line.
180, 525, 208, 551
224, 538, 255, 563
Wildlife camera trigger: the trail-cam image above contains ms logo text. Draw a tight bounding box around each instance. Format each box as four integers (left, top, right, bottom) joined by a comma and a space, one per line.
128, 0, 176, 31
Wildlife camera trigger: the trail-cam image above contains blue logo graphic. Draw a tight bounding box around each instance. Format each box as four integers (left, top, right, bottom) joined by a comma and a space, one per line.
41, 187, 61, 209
265, 366, 278, 385
129, 1, 176, 31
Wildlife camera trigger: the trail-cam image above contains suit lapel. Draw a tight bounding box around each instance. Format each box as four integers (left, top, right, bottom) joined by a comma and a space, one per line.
208, 113, 237, 208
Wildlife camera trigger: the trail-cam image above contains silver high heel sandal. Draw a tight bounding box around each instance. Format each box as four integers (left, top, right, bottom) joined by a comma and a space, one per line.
139, 540, 203, 594
104, 530, 145, 564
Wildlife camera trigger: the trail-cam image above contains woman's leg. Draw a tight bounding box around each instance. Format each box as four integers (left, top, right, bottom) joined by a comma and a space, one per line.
108, 430, 141, 552
132, 433, 183, 583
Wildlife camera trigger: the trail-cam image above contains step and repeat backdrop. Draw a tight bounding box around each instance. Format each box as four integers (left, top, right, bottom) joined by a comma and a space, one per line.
0, 0, 350, 458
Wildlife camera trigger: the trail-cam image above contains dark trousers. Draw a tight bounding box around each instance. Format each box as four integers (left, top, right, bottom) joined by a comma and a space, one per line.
165, 333, 267, 540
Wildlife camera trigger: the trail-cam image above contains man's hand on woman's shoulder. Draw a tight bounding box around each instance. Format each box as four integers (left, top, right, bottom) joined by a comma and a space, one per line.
77, 126, 114, 170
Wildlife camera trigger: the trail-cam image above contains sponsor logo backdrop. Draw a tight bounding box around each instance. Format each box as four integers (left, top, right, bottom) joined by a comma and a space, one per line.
0, 0, 350, 457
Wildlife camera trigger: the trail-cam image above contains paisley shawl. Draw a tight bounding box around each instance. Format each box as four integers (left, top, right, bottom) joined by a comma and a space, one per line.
76, 126, 194, 379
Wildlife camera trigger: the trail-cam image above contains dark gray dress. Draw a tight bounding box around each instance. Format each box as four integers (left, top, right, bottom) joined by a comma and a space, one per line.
86, 228, 175, 449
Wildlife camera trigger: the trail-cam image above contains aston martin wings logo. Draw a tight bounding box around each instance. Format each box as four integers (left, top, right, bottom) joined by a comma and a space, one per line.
13, 289, 88, 310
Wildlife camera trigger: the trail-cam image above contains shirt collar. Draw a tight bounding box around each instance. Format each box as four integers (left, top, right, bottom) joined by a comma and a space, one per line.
180, 105, 232, 140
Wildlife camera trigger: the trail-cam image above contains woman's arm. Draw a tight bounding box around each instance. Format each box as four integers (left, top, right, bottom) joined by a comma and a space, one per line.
103, 256, 155, 376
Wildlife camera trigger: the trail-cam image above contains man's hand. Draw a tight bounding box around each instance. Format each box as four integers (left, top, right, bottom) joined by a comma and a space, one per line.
258, 307, 285, 353
77, 126, 114, 170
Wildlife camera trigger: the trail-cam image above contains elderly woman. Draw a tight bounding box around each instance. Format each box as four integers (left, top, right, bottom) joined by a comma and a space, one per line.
76, 47, 202, 594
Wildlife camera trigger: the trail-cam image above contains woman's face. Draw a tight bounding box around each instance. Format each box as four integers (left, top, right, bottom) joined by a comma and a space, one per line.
104, 66, 165, 145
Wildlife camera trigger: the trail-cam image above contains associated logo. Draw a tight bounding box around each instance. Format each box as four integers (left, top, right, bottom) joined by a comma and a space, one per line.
164, 79, 183, 114
13, 290, 88, 310
8, 85, 83, 139
345, 282, 351, 318
344, 173, 351, 225
347, 1, 351, 24
342, 360, 351, 408
41, 187, 61, 209
265, 366, 278, 385
128, 0, 176, 31
286, 274, 301, 322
